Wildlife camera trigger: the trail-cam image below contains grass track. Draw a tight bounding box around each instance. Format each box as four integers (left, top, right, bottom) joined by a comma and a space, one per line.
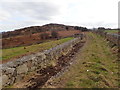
48, 32, 119, 88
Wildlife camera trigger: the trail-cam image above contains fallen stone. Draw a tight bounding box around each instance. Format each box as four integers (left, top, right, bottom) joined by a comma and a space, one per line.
17, 64, 28, 75
2, 75, 9, 87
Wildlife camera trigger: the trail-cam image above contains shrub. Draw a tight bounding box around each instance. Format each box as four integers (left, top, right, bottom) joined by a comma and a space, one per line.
51, 31, 59, 38
40, 33, 49, 40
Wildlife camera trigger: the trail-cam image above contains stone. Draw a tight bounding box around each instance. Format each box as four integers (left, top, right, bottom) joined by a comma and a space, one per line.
9, 77, 15, 85
36, 56, 42, 63
0, 76, 2, 88
30, 66, 36, 71
4, 68, 15, 75
27, 61, 33, 71
15, 74, 24, 83
6, 60, 20, 68
2, 75, 9, 87
40, 53, 46, 60
17, 64, 28, 75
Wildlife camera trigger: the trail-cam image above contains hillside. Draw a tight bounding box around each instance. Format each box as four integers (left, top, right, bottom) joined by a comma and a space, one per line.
2, 23, 87, 38
2, 23, 87, 49
2, 30, 80, 49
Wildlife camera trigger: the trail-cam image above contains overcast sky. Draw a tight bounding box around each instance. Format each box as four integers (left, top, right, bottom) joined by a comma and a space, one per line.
0, 0, 119, 32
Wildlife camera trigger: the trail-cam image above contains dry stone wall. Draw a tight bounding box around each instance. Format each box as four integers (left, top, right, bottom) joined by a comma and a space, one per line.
1, 37, 82, 88
94, 30, 120, 46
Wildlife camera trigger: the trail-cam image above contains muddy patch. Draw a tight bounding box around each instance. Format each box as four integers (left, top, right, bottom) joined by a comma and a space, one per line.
22, 41, 85, 88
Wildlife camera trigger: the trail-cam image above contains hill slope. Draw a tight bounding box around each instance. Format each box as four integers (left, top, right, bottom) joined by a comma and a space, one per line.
2, 23, 86, 38
2, 23, 87, 49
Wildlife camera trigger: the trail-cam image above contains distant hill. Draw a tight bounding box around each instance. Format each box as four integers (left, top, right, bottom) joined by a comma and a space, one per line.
2, 23, 88, 49
2, 23, 87, 38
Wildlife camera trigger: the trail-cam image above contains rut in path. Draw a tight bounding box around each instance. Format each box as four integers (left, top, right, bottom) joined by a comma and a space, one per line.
24, 41, 85, 88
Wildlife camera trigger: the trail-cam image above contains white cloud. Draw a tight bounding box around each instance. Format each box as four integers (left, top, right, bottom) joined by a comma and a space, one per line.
0, 9, 11, 20
0, 0, 119, 32
0, 1, 60, 20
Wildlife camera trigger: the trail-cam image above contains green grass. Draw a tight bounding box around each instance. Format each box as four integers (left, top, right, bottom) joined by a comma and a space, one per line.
2, 37, 74, 61
104, 30, 118, 34
50, 32, 118, 88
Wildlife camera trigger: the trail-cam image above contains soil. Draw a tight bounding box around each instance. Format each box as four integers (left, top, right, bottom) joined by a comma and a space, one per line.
12, 39, 85, 88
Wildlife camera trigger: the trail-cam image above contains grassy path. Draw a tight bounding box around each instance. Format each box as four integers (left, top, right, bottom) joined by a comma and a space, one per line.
45, 32, 119, 88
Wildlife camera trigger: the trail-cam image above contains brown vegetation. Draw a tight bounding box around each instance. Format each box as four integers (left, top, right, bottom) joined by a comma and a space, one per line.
2, 30, 81, 49
2, 23, 87, 48
2, 23, 80, 38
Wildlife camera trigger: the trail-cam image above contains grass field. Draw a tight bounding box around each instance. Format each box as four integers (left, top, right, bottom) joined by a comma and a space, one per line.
104, 30, 118, 34
49, 32, 118, 88
2, 37, 74, 61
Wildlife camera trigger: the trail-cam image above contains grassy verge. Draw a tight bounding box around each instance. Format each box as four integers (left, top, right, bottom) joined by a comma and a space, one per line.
104, 30, 118, 34
49, 32, 119, 88
2, 37, 74, 61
